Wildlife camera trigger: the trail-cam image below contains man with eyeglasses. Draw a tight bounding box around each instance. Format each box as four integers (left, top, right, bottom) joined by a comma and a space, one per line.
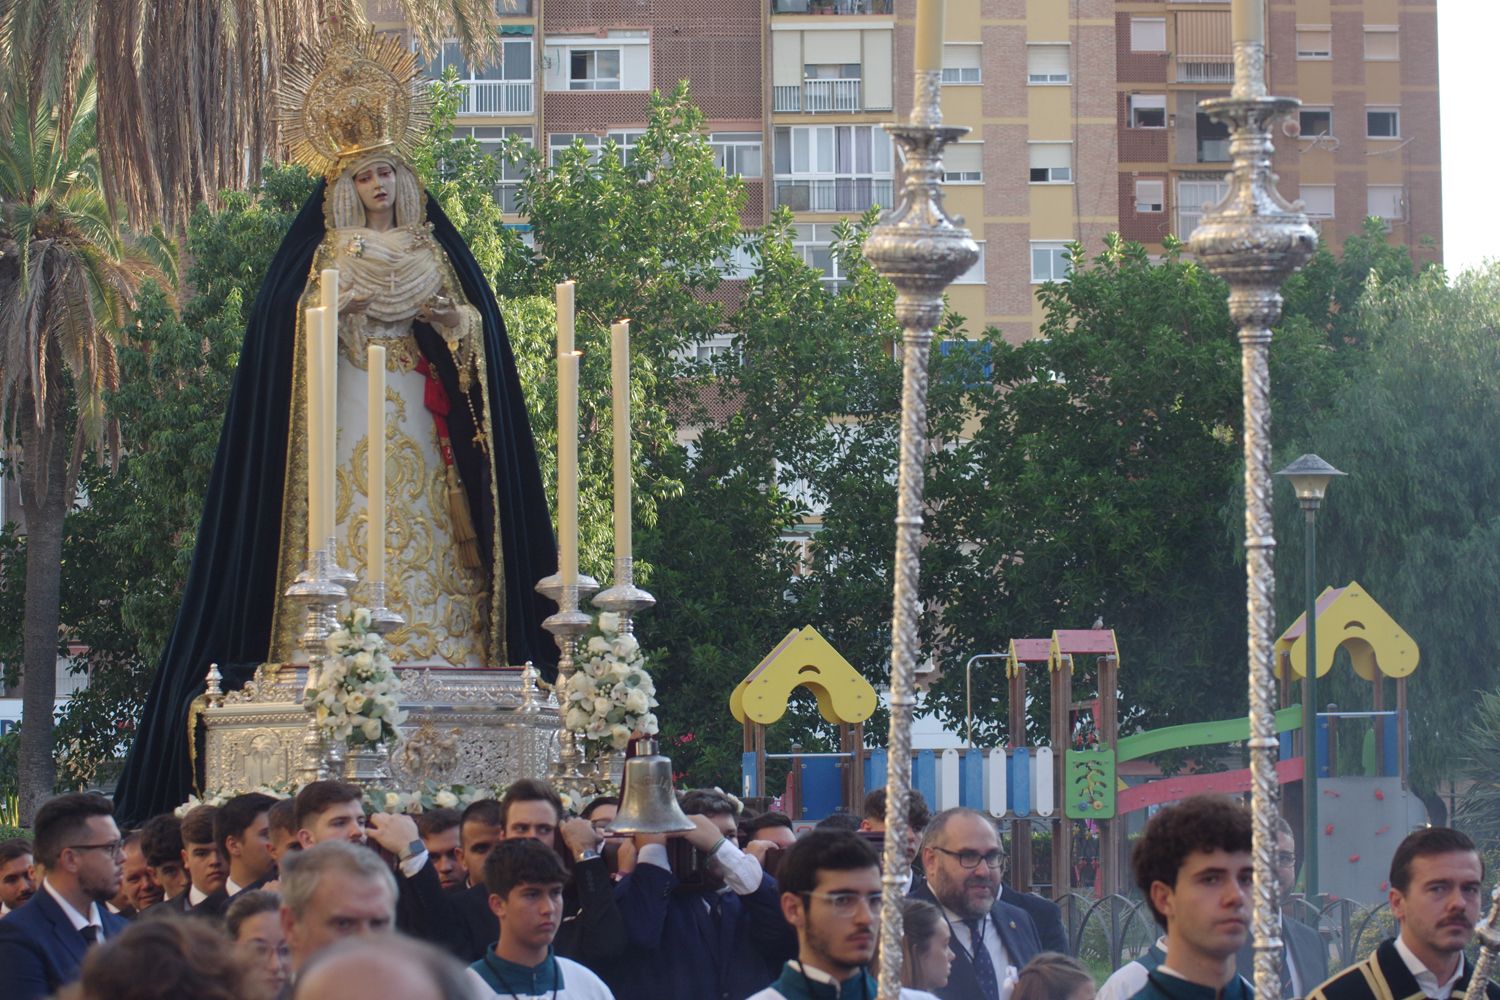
1233, 816, 1327, 997
0, 792, 129, 1000
753, 828, 937, 999
909, 807, 1042, 1000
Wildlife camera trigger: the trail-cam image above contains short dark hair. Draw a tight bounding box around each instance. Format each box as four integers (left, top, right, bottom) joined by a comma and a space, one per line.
863, 788, 932, 832
33, 792, 115, 867
294, 781, 364, 832
1131, 795, 1252, 928
461, 799, 503, 829
483, 837, 569, 898
777, 829, 880, 897
180, 805, 218, 848
1390, 827, 1481, 893
415, 808, 461, 839
267, 798, 297, 838
814, 812, 861, 832
681, 789, 739, 819
0, 837, 33, 867
77, 917, 251, 1000
498, 780, 562, 828
139, 814, 185, 868
743, 812, 794, 837
580, 796, 619, 821
215, 793, 277, 857
225, 889, 282, 939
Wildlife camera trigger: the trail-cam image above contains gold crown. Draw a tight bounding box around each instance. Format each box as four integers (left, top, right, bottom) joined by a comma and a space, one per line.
279, 25, 432, 178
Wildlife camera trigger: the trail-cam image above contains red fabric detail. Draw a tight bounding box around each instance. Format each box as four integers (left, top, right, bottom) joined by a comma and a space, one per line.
415, 356, 456, 467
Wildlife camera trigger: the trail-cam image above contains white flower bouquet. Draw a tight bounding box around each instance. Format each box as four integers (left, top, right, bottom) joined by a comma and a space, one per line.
306, 607, 407, 748
564, 612, 660, 755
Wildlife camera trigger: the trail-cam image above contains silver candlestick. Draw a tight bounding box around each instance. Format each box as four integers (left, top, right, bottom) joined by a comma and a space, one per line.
286, 547, 348, 784
325, 534, 358, 590
366, 580, 406, 636
1190, 38, 1318, 1000
541, 584, 595, 789
593, 556, 655, 636
864, 68, 979, 1000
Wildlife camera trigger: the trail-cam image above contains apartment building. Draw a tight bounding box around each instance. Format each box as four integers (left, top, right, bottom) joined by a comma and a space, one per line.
366, 0, 1440, 341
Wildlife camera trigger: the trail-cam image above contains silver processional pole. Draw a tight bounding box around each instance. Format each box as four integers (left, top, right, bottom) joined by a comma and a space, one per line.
864, 69, 979, 1000
1189, 38, 1318, 1000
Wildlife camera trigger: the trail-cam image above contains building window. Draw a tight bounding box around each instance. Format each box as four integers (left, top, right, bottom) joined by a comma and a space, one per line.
1026, 44, 1069, 85
1364, 26, 1399, 61
711, 133, 763, 178
1030, 242, 1071, 283
1177, 177, 1230, 239
1129, 94, 1167, 129
1367, 185, 1404, 222
773, 126, 894, 213
452, 125, 533, 213
1028, 142, 1072, 184
605, 130, 645, 166
1366, 108, 1400, 139
569, 48, 621, 90
952, 243, 986, 285
549, 132, 603, 165
1299, 109, 1332, 138
1300, 185, 1334, 219
793, 223, 851, 287
1296, 25, 1332, 59
1196, 112, 1230, 162
1130, 17, 1166, 52
1134, 179, 1164, 213
495, 0, 531, 13
943, 142, 982, 183
941, 45, 981, 85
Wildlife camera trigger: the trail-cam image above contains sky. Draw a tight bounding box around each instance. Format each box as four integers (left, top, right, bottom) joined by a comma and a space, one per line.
1437, 0, 1495, 277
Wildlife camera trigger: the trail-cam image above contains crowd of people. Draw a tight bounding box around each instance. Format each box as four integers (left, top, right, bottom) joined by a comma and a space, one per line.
0, 786, 1491, 1000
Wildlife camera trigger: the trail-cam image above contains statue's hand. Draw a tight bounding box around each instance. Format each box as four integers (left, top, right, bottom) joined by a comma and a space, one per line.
342, 294, 372, 316
417, 296, 461, 329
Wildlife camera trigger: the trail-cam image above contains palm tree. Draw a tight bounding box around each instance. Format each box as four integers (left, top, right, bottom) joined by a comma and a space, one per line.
1, 0, 506, 231
0, 67, 167, 822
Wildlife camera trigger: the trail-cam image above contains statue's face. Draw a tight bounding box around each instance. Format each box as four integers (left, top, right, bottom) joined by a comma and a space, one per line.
353, 161, 397, 216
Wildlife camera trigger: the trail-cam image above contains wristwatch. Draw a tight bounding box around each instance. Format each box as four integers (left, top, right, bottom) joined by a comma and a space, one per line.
576, 848, 602, 862
399, 839, 425, 862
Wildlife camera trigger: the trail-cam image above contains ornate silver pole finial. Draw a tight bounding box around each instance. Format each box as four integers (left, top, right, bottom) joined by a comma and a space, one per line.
541, 584, 596, 790
204, 663, 224, 709
1189, 35, 1317, 1000
865, 66, 979, 1000
593, 556, 655, 636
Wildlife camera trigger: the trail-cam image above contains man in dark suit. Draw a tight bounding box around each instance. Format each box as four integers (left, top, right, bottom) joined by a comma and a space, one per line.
0, 792, 130, 1000
1000, 883, 1069, 956
1233, 818, 1328, 997
216, 792, 280, 903
909, 807, 1043, 1000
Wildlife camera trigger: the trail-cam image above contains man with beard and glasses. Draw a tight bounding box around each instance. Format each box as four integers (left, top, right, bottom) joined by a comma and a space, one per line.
0, 793, 128, 999
909, 808, 1042, 1000
752, 829, 939, 1000
1125, 795, 1253, 1000
1, 837, 38, 916
1307, 827, 1500, 1000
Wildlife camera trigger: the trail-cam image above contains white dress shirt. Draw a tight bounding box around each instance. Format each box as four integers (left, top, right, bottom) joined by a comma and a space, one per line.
42, 878, 104, 940
188, 884, 209, 907
1395, 933, 1466, 1000
637, 837, 764, 896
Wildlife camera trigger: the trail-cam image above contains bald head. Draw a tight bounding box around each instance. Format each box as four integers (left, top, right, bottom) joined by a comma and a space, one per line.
292, 935, 473, 1000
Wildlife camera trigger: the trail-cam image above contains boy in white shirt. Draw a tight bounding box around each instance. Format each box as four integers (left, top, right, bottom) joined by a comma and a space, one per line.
466, 838, 614, 1000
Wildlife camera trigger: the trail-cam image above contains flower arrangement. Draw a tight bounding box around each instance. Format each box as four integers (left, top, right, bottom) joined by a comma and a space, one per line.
306, 608, 407, 747
564, 612, 660, 755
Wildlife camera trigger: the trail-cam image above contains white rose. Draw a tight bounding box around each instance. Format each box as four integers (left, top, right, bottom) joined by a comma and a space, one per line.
612, 635, 639, 658
587, 636, 610, 654
385, 792, 401, 810
353, 651, 374, 672
434, 789, 459, 808
565, 707, 592, 730
625, 689, 649, 714
353, 608, 373, 631
642, 714, 660, 735
598, 612, 621, 634
609, 724, 631, 750
361, 719, 382, 741
593, 696, 612, 716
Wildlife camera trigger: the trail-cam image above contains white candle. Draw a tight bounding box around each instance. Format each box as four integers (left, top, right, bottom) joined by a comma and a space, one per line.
305, 306, 326, 553
557, 281, 575, 355
321, 268, 339, 322
914, 0, 945, 73
611, 320, 632, 563
367, 345, 387, 585
320, 304, 338, 546
558, 351, 580, 588
1232, 0, 1264, 44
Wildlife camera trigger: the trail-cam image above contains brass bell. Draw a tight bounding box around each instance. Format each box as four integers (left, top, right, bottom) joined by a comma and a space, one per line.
607, 738, 696, 835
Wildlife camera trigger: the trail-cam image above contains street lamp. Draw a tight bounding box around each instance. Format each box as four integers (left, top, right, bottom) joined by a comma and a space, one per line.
1276, 453, 1346, 903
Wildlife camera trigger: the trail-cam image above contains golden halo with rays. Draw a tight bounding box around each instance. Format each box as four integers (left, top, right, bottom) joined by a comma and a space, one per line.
279, 25, 434, 180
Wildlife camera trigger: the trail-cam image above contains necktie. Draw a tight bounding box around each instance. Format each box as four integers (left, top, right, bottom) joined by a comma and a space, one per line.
1280, 944, 1294, 998
965, 917, 1001, 1000
80, 925, 99, 947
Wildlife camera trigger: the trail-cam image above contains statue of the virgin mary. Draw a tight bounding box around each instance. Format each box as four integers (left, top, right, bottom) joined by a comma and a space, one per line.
115, 28, 558, 821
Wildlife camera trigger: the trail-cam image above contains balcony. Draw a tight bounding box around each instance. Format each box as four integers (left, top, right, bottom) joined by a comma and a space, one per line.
457, 80, 534, 116
773, 177, 893, 213
1175, 59, 1233, 84
773, 79, 863, 113
772, 0, 893, 13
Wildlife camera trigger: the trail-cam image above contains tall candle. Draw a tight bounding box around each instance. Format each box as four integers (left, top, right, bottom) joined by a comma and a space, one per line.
557, 351, 580, 588
914, 0, 945, 74
305, 306, 326, 553
320, 305, 338, 546
557, 281, 575, 355
367, 345, 387, 585
1232, 0, 1264, 44
321, 268, 339, 322
611, 320, 632, 563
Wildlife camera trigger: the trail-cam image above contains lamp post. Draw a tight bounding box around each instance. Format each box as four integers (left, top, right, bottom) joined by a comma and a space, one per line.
1276, 453, 1345, 903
